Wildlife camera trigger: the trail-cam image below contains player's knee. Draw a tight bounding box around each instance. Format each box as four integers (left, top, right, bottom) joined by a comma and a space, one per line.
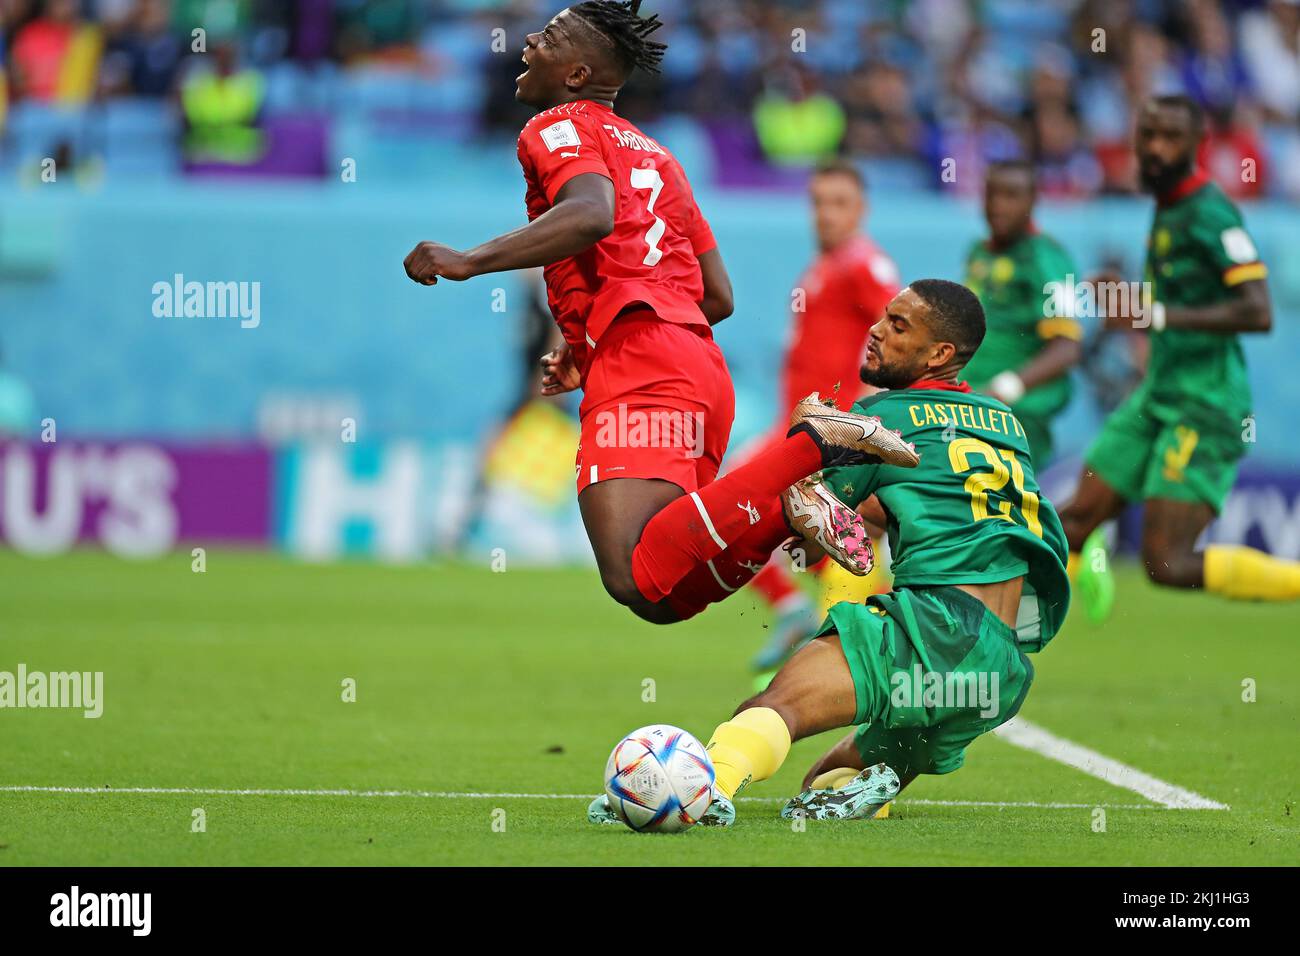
598, 567, 645, 609
599, 570, 683, 624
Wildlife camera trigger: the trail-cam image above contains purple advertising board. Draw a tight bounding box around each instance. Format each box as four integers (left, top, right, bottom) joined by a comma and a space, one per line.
0, 440, 272, 557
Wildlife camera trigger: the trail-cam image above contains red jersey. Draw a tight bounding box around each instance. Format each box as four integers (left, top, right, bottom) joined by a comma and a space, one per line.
516, 100, 716, 375
781, 234, 899, 415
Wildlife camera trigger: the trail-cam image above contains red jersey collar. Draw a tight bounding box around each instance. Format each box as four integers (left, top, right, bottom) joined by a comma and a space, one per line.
906, 379, 972, 392
1157, 169, 1210, 208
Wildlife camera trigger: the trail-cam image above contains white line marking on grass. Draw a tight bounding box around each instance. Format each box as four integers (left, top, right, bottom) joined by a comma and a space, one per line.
0, 786, 593, 799
993, 717, 1229, 810
0, 786, 1190, 811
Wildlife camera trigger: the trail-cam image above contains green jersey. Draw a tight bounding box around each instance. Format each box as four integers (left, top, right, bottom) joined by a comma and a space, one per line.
962, 232, 1081, 421
1142, 179, 1265, 425
824, 387, 1070, 651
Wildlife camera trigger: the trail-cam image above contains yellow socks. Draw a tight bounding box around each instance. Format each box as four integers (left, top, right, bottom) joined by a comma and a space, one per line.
706, 707, 792, 799
1204, 545, 1300, 601
817, 537, 889, 615
809, 767, 858, 790
1066, 552, 1080, 582
809, 766, 890, 818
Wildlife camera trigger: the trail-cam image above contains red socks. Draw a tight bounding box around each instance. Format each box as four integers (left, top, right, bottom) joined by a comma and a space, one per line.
630, 432, 822, 603
663, 501, 794, 620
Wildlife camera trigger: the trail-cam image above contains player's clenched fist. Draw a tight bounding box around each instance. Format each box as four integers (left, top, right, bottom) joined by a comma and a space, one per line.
403, 241, 475, 285
539, 344, 580, 395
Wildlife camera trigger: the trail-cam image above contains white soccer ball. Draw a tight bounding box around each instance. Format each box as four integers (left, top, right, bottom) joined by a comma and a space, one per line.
603, 724, 716, 833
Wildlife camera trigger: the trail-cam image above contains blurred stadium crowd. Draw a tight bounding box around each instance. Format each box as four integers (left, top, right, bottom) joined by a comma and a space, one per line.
1, 0, 1298, 193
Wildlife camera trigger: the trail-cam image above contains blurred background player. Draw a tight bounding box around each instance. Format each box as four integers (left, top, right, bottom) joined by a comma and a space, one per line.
745, 159, 901, 670
1059, 95, 1300, 614
403, 1, 917, 627
962, 160, 1082, 467
453, 270, 573, 551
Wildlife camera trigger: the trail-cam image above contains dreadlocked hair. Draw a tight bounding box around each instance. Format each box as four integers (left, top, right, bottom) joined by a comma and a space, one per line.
569, 0, 667, 75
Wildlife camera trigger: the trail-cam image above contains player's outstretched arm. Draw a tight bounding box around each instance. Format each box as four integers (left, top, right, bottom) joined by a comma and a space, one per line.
696, 247, 734, 325
993, 335, 1083, 403
1160, 278, 1272, 334
403, 173, 615, 285
1102, 277, 1272, 334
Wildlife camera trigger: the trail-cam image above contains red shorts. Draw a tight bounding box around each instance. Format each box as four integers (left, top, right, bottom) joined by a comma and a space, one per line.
576, 309, 734, 494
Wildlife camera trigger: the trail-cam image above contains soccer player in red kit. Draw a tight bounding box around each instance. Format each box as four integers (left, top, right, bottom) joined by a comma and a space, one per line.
746, 161, 901, 667
403, 1, 915, 625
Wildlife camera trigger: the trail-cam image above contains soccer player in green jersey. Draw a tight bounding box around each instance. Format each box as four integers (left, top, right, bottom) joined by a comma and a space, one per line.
1059, 95, 1300, 609
588, 279, 1071, 825
963, 160, 1082, 466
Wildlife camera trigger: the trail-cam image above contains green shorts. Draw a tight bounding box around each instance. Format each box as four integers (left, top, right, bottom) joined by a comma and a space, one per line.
1085, 389, 1245, 512
815, 586, 1034, 777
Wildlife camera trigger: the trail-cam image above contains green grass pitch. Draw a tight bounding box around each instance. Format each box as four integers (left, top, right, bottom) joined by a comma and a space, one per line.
0, 549, 1295, 866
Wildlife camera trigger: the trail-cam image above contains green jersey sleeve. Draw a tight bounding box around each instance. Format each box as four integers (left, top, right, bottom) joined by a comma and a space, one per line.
1185, 200, 1268, 291
1034, 238, 1083, 343
822, 453, 881, 512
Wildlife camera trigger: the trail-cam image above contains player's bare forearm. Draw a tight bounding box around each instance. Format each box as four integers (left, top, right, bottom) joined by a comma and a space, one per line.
403, 174, 615, 285
465, 184, 615, 275
1015, 336, 1082, 391
856, 496, 887, 539
1162, 280, 1272, 334
1102, 278, 1272, 334
696, 247, 734, 325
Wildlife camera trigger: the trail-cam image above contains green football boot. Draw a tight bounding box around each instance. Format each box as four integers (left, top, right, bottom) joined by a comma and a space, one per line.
779, 763, 900, 821
587, 793, 620, 825
586, 789, 735, 828
1076, 527, 1115, 624
695, 789, 735, 827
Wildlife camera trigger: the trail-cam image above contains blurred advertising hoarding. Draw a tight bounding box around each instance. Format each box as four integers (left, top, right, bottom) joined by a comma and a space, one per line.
0, 436, 592, 564
2, 440, 1296, 563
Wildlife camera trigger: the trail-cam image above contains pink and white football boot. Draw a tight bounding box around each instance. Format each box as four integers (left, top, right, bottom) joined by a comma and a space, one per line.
781, 475, 875, 577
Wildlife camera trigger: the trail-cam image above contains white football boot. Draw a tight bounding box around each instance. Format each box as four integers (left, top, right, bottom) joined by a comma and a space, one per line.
788, 393, 919, 468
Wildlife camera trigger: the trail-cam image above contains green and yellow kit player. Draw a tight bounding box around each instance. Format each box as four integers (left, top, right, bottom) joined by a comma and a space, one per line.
585, 279, 1069, 825
963, 160, 1083, 466
1059, 95, 1300, 614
